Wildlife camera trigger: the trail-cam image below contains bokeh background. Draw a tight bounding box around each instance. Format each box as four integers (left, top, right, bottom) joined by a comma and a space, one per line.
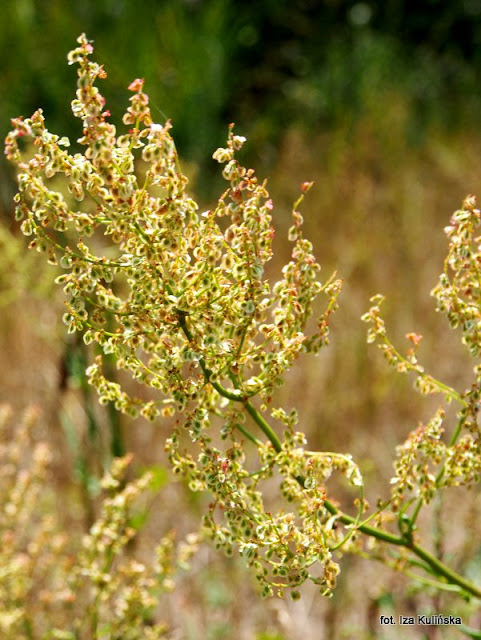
2, 1, 481, 638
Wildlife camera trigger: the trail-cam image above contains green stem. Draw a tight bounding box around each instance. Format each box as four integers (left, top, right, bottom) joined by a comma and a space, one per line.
409, 411, 467, 530
324, 499, 405, 546
330, 485, 365, 551
382, 335, 466, 406
236, 422, 263, 447
173, 278, 481, 599
243, 399, 283, 452
243, 396, 481, 600
447, 411, 466, 448
176, 312, 241, 402
408, 541, 481, 599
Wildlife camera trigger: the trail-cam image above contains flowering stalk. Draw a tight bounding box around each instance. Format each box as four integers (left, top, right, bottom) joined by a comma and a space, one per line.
5, 34, 481, 603
0, 405, 197, 639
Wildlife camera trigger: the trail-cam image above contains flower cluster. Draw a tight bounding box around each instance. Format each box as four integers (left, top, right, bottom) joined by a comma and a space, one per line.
166, 421, 360, 598
0, 405, 70, 637
9, 34, 481, 605
432, 195, 481, 357
5, 34, 340, 423
361, 295, 460, 399
72, 453, 196, 640
390, 406, 481, 514
361, 197, 481, 553
5, 34, 348, 598
0, 404, 198, 639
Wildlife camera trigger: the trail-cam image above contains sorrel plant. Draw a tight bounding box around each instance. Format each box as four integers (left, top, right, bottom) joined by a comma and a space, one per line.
5, 34, 481, 607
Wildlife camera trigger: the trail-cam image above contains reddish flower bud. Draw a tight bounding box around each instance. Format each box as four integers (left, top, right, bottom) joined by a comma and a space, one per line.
128, 78, 145, 92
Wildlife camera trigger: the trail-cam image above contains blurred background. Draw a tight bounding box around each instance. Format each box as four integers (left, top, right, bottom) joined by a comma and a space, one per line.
2, 1, 481, 638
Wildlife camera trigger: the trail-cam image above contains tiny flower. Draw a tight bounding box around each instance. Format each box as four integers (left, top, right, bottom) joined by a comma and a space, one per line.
128, 78, 145, 92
